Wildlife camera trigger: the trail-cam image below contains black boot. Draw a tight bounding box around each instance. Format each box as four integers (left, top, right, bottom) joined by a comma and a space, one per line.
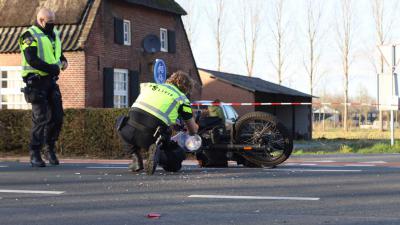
145, 144, 161, 175
30, 149, 46, 167
44, 144, 60, 165
128, 151, 144, 172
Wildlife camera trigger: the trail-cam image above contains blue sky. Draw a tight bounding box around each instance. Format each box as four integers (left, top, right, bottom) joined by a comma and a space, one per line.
176, 0, 400, 100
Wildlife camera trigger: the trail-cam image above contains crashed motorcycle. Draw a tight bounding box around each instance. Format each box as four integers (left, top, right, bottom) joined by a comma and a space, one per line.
192, 110, 293, 168
145, 110, 293, 174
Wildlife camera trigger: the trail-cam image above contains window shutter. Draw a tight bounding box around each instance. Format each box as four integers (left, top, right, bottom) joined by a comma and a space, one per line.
167, 30, 176, 53
103, 68, 114, 108
114, 17, 124, 45
128, 70, 140, 106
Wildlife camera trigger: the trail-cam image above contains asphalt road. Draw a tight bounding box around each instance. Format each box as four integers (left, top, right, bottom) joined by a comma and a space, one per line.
1, 154, 400, 225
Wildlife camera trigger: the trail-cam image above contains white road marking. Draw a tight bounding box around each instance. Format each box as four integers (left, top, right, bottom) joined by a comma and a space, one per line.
188, 195, 319, 201
0, 189, 64, 195
362, 161, 387, 164
86, 166, 128, 169
304, 160, 336, 163
319, 165, 346, 168
299, 163, 318, 166
0, 165, 8, 168
267, 169, 362, 172
284, 163, 300, 166
345, 164, 375, 167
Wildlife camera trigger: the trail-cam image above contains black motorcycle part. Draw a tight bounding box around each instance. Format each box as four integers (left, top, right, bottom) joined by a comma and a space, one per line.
234, 111, 293, 167
196, 150, 228, 167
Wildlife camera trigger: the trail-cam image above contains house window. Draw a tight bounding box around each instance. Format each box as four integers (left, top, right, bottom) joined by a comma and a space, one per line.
113, 69, 129, 108
0, 67, 30, 110
123, 20, 131, 46
160, 28, 168, 52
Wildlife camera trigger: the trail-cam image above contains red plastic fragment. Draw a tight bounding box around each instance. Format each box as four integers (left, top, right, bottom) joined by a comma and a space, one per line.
147, 213, 161, 219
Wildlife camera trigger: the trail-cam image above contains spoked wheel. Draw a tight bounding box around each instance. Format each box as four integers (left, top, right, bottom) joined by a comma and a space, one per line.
234, 112, 293, 167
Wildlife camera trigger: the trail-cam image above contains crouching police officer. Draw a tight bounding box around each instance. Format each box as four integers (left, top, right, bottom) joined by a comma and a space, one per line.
18, 8, 68, 167
117, 71, 198, 174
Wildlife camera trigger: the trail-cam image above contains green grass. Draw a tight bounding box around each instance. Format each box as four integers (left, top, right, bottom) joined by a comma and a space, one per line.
294, 141, 400, 155
294, 128, 400, 155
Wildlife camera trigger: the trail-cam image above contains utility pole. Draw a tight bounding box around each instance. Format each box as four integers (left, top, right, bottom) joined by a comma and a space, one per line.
390, 45, 397, 146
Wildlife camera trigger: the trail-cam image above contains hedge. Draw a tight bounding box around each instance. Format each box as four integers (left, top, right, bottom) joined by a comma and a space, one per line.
0, 108, 130, 158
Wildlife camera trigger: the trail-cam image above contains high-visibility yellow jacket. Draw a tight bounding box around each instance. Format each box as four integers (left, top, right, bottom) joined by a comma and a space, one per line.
18, 25, 62, 77
132, 83, 192, 126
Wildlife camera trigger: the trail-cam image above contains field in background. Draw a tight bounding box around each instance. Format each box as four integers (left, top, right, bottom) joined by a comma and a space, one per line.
294, 128, 400, 155
313, 128, 400, 139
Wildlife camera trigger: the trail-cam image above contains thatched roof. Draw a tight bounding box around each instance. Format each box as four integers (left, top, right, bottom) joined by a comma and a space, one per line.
0, 0, 96, 53
0, 0, 185, 27
0, 0, 89, 27
0, 0, 186, 53
123, 0, 186, 15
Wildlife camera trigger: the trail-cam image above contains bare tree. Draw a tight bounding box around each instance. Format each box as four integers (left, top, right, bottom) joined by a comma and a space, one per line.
304, 0, 323, 97
180, 0, 198, 45
269, 0, 289, 85
336, 0, 355, 131
207, 0, 227, 71
371, 0, 399, 131
239, 0, 263, 77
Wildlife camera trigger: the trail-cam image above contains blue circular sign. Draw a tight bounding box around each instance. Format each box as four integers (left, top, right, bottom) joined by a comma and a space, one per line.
153, 59, 167, 84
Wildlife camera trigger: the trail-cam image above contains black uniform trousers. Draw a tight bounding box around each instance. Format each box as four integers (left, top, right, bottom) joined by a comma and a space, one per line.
25, 76, 64, 151
117, 108, 186, 171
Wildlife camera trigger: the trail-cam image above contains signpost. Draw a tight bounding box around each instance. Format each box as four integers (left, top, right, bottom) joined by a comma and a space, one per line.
378, 44, 400, 146
153, 59, 167, 84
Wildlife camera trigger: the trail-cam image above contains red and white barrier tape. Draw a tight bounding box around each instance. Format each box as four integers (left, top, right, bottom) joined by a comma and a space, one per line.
191, 102, 388, 107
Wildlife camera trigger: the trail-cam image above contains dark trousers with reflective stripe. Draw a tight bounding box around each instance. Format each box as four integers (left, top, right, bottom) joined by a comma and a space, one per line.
28, 77, 64, 151
118, 123, 185, 171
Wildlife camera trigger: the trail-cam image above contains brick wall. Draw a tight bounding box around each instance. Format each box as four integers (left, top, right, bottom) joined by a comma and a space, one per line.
59, 52, 86, 108
0, 54, 20, 66
200, 71, 254, 116
84, 0, 201, 107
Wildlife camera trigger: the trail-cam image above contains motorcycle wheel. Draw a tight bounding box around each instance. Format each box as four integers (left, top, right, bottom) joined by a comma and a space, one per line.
234, 111, 293, 167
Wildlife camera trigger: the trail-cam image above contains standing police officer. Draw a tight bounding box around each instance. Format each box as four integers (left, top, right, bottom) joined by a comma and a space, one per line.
18, 8, 68, 167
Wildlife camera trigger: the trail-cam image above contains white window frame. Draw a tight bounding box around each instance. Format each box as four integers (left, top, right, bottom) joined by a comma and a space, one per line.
160, 28, 168, 52
113, 68, 129, 108
0, 66, 30, 110
123, 19, 131, 46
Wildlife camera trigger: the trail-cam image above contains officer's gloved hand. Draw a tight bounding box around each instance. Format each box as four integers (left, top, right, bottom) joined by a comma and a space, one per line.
49, 64, 60, 76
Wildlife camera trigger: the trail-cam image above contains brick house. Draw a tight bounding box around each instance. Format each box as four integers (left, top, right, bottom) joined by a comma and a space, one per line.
199, 69, 313, 140
0, 0, 201, 109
